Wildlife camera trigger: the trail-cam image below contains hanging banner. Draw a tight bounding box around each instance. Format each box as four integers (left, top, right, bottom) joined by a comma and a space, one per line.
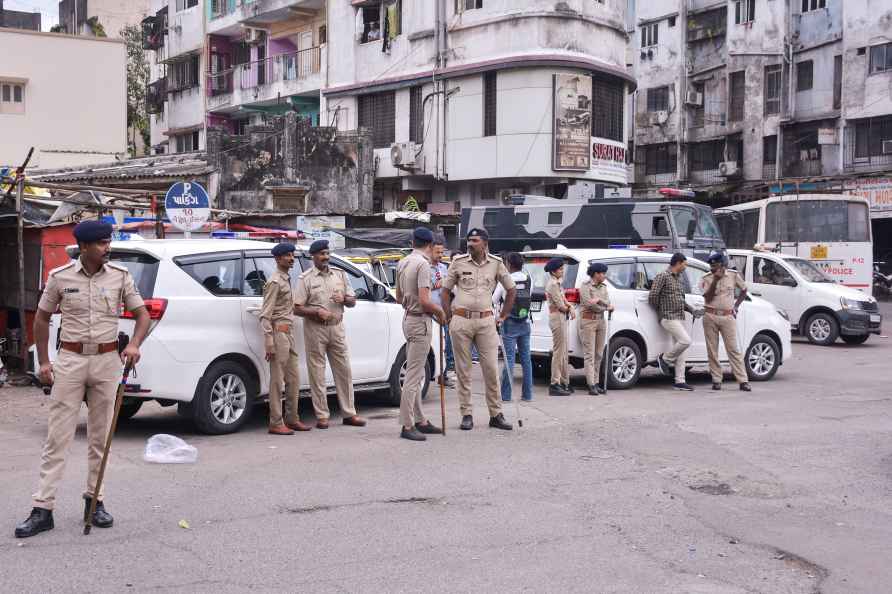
552, 73, 592, 171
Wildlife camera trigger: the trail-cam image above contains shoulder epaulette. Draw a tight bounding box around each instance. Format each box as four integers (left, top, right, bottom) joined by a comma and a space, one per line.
452, 253, 470, 261
106, 262, 129, 273
47, 262, 76, 277
488, 253, 503, 262
299, 268, 314, 279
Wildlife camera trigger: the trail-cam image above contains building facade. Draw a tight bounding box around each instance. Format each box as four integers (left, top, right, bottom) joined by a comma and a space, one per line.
0, 1, 41, 30
59, 0, 151, 37
324, 0, 634, 215
0, 28, 126, 169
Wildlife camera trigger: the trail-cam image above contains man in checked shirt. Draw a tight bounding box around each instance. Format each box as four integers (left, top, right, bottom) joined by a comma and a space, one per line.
648, 253, 704, 391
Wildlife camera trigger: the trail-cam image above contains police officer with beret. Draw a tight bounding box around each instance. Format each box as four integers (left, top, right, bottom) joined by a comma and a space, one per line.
293, 240, 366, 429
442, 228, 516, 431
700, 252, 751, 392
395, 227, 446, 441
545, 258, 574, 396
579, 262, 614, 395
261, 243, 311, 435
15, 221, 150, 538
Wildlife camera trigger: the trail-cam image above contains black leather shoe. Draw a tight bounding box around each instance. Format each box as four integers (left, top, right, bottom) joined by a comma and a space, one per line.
400, 427, 427, 441
14, 507, 53, 538
598, 386, 607, 395
83, 497, 114, 528
460, 415, 474, 430
712, 383, 722, 391
561, 383, 575, 394
740, 383, 752, 392
549, 384, 570, 396
489, 413, 513, 431
415, 422, 443, 435
588, 385, 599, 395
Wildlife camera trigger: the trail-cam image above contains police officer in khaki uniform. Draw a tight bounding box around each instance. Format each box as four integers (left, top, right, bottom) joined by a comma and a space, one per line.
395, 227, 446, 442
15, 221, 150, 538
261, 243, 311, 435
579, 262, 614, 395
293, 240, 366, 429
545, 258, 574, 396
442, 228, 516, 431
699, 252, 752, 392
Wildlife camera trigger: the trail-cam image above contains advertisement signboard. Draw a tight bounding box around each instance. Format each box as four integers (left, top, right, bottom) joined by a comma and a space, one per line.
553, 73, 592, 171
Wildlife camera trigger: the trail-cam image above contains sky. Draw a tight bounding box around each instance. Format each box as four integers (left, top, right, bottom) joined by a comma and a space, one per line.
4, 0, 59, 30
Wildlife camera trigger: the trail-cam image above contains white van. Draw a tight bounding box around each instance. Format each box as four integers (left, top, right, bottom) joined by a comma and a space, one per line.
728, 249, 882, 346
41, 239, 438, 434
522, 248, 793, 388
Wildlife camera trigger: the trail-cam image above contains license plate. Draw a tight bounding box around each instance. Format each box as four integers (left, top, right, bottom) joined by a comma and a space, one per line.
811, 245, 828, 260
870, 314, 881, 323
531, 301, 542, 313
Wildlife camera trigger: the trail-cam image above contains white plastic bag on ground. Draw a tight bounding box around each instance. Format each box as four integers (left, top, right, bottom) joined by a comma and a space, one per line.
144, 434, 198, 464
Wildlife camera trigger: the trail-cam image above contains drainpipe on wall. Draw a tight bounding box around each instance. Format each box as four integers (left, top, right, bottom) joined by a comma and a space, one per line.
438, 0, 449, 181
676, 0, 688, 185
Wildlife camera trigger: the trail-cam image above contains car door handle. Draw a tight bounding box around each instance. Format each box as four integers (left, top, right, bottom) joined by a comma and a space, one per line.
246, 306, 262, 315
636, 296, 649, 303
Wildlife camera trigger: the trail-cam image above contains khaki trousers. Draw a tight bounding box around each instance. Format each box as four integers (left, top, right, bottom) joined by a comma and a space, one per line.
449, 315, 502, 417
303, 320, 357, 420
400, 315, 430, 428
268, 329, 300, 427
33, 350, 121, 510
579, 317, 606, 386
660, 318, 691, 384
703, 312, 748, 384
549, 312, 569, 385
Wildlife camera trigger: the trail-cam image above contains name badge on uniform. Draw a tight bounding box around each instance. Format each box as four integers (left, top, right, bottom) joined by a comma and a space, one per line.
63, 288, 79, 294
461, 271, 472, 275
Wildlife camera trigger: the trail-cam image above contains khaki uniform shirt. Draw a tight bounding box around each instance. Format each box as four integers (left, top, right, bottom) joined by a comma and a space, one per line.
294, 265, 355, 322
580, 280, 610, 314
260, 268, 294, 346
545, 276, 569, 314
38, 258, 144, 344
442, 252, 515, 312
699, 270, 746, 311
396, 249, 431, 314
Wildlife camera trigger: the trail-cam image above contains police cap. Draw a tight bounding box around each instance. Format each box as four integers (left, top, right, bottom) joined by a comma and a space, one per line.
544, 258, 565, 273
73, 220, 113, 243
308, 239, 330, 254
466, 227, 489, 241
271, 242, 295, 257
413, 227, 434, 244
587, 262, 608, 276
707, 251, 727, 265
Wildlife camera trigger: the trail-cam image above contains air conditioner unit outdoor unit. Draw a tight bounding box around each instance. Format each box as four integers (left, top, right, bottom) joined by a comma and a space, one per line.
719, 161, 741, 178
882, 140, 892, 154
685, 92, 703, 107
244, 27, 265, 43
650, 110, 669, 126
390, 142, 418, 167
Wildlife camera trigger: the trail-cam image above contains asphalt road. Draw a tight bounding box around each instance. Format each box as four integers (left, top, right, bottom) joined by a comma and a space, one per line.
1, 305, 891, 593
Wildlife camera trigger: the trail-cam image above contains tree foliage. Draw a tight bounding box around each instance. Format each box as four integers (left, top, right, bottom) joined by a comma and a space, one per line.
121, 24, 151, 157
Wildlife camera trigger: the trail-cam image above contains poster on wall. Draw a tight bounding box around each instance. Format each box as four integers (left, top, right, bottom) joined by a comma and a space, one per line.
552, 73, 593, 171
848, 177, 892, 218
295, 215, 347, 249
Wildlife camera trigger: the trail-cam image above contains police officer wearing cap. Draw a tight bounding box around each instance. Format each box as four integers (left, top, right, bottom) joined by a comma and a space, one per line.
699, 252, 752, 392
15, 220, 150, 538
579, 262, 614, 395
545, 258, 574, 396
442, 228, 516, 431
293, 239, 366, 429
261, 243, 311, 435
395, 227, 447, 441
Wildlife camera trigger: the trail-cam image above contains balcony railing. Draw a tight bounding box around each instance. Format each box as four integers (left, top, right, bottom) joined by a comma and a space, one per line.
147, 79, 167, 114
207, 46, 322, 98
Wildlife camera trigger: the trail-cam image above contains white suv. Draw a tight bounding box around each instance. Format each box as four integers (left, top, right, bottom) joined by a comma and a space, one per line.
522, 248, 793, 388
728, 249, 882, 346
43, 239, 436, 434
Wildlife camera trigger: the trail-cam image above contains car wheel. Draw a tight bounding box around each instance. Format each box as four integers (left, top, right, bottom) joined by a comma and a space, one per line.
805, 313, 839, 346
606, 337, 641, 389
745, 334, 780, 381
387, 348, 432, 407
841, 334, 870, 345
193, 361, 255, 435
117, 398, 143, 421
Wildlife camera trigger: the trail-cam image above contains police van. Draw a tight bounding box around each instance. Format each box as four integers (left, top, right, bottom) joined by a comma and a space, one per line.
461, 197, 726, 262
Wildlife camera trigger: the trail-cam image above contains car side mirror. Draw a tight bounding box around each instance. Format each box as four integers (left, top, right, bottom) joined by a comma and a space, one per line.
781, 278, 797, 288
686, 220, 697, 240
372, 283, 388, 301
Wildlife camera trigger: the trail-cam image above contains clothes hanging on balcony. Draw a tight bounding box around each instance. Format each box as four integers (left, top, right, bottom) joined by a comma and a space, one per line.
382, 0, 399, 54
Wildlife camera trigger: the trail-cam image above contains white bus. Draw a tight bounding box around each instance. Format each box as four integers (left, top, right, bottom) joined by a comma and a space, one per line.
715, 195, 873, 292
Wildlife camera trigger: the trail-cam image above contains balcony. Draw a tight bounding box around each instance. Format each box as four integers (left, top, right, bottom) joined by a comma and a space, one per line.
208, 45, 324, 112
141, 7, 168, 50
147, 79, 167, 114
209, 0, 323, 36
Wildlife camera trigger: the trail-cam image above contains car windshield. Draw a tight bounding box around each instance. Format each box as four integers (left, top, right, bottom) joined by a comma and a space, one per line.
695, 206, 723, 239
766, 200, 871, 243
786, 258, 833, 283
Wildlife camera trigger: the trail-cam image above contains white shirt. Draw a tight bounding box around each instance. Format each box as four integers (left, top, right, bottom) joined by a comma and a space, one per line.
493, 270, 527, 313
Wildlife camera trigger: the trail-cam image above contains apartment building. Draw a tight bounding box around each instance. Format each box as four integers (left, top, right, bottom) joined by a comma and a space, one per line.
144, 0, 206, 155
0, 1, 41, 30
323, 0, 634, 214
59, 0, 150, 37
631, 1, 892, 206
0, 28, 126, 169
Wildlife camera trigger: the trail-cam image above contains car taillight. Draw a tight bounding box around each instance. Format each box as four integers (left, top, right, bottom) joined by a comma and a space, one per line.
121, 298, 168, 320
564, 288, 580, 303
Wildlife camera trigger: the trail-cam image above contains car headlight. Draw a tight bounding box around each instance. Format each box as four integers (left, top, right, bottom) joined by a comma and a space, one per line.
840, 297, 864, 311
775, 307, 790, 321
